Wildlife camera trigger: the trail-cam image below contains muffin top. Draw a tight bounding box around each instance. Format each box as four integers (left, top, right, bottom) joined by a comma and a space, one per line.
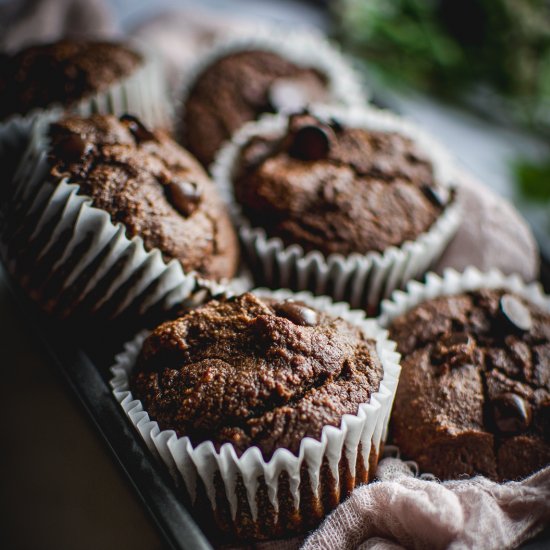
233, 112, 452, 256
180, 50, 328, 167
48, 113, 239, 281
389, 288, 550, 481
130, 292, 383, 458
0, 40, 142, 122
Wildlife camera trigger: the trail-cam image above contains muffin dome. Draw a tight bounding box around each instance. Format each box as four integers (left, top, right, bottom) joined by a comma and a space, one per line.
389, 288, 550, 481
233, 112, 453, 256
180, 49, 329, 167
0, 40, 142, 121
130, 292, 383, 458
48, 113, 239, 281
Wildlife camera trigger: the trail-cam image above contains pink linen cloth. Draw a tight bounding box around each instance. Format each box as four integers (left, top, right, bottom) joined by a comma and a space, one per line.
301, 458, 550, 550
0, 0, 117, 51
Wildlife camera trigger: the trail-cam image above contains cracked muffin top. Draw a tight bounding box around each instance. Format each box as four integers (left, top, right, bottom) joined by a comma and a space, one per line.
0, 40, 142, 121
233, 112, 453, 256
180, 50, 328, 167
130, 292, 383, 459
47, 113, 239, 281
389, 288, 550, 481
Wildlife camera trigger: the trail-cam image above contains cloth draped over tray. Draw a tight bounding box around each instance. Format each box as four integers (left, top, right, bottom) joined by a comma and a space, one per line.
301, 459, 550, 550
1, 2, 546, 549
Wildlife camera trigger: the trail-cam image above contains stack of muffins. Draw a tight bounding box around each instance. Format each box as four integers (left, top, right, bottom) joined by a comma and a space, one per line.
1, 28, 548, 545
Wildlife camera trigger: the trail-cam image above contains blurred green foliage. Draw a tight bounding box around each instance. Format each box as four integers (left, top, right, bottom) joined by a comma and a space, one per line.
514, 159, 550, 202
338, 0, 550, 124
338, 0, 550, 205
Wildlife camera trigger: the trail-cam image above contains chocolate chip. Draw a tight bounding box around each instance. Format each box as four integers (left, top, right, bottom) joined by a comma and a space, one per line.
329, 118, 344, 132
493, 392, 532, 434
169, 179, 202, 217
538, 401, 550, 441
120, 114, 155, 143
421, 184, 450, 208
55, 134, 93, 162
432, 332, 476, 369
289, 125, 331, 161
274, 300, 319, 326
500, 294, 532, 332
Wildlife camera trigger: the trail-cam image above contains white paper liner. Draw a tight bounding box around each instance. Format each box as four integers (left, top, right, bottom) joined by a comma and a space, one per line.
212, 104, 462, 311
0, 43, 169, 204
0, 121, 226, 320
175, 26, 367, 147
378, 266, 550, 328
110, 288, 401, 527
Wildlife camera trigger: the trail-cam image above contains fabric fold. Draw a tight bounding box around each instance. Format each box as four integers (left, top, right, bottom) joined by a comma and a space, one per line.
302, 460, 550, 550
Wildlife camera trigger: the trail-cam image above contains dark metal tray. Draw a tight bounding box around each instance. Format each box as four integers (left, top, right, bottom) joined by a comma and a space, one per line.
4, 268, 212, 550
5, 259, 550, 550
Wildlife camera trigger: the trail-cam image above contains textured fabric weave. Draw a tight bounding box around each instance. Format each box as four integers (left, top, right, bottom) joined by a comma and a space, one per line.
301, 459, 550, 550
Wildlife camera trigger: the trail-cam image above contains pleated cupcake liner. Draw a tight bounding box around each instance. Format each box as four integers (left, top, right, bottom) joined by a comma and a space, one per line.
212, 104, 462, 314
0, 124, 215, 321
378, 266, 550, 328
0, 43, 170, 206
110, 288, 401, 540
175, 25, 367, 150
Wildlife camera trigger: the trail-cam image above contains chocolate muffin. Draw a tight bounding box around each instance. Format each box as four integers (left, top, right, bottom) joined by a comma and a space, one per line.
179, 50, 330, 167
123, 290, 399, 540
46, 113, 239, 281
0, 40, 142, 121
131, 292, 383, 458
0, 39, 168, 207
389, 288, 550, 481
233, 112, 453, 256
